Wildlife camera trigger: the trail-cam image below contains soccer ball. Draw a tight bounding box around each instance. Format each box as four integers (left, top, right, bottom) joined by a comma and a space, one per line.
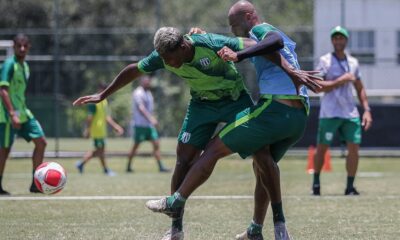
34, 162, 67, 194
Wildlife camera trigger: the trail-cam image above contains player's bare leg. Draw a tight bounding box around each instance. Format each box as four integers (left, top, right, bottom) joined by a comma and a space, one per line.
146, 137, 231, 213
76, 148, 103, 174
31, 137, 46, 170
312, 144, 329, 195
127, 142, 140, 172
252, 146, 291, 240
96, 147, 114, 176
162, 143, 200, 240
152, 139, 169, 172
345, 143, 360, 195
236, 160, 269, 240
0, 148, 11, 195
30, 137, 47, 193
177, 137, 232, 198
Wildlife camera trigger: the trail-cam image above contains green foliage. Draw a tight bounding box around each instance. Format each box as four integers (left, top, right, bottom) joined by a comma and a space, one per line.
65, 104, 87, 137
108, 84, 132, 136
0, 0, 314, 137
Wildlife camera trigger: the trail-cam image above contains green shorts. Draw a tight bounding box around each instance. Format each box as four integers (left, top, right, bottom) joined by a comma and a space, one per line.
134, 126, 159, 143
93, 138, 105, 149
317, 117, 361, 145
178, 93, 253, 149
0, 118, 45, 148
219, 99, 307, 161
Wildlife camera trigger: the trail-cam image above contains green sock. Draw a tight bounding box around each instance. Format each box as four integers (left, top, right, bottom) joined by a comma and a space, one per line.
247, 220, 263, 235
347, 176, 355, 190
313, 172, 320, 186
167, 192, 186, 208
271, 202, 285, 224
172, 217, 183, 231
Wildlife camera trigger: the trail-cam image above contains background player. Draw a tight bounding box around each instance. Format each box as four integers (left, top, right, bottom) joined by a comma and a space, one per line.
76, 83, 124, 176
127, 75, 169, 173
0, 34, 47, 194
312, 26, 372, 196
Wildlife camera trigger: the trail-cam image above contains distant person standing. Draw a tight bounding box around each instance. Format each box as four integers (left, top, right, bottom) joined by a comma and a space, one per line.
312, 26, 373, 196
126, 76, 169, 173
76, 84, 124, 176
0, 34, 47, 194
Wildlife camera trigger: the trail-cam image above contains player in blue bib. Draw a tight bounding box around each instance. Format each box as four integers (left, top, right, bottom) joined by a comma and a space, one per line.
145, 1, 324, 239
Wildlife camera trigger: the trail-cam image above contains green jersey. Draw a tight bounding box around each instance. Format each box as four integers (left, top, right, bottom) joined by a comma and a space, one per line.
0, 56, 33, 123
138, 33, 245, 101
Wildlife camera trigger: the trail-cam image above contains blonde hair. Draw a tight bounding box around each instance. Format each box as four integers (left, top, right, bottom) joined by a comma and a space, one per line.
153, 27, 183, 55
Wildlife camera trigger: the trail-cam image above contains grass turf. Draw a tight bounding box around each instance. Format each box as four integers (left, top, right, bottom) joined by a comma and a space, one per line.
1, 155, 399, 239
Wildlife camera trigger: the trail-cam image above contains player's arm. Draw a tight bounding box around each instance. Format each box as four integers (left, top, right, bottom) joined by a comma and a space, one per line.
83, 105, 95, 138
0, 61, 21, 129
264, 52, 323, 93
73, 63, 143, 106
218, 34, 323, 93
137, 103, 158, 127
0, 87, 20, 129
219, 32, 284, 62
106, 116, 124, 136
318, 73, 357, 92
353, 79, 372, 130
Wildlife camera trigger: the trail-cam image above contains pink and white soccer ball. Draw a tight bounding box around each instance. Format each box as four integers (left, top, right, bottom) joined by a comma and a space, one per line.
34, 162, 67, 194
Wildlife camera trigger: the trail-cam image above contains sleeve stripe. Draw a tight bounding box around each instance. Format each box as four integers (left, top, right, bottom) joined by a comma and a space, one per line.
137, 61, 149, 73
0, 81, 10, 87
238, 38, 244, 50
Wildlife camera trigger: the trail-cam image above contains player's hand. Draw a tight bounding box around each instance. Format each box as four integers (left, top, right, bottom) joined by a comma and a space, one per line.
10, 115, 21, 129
115, 126, 124, 136
217, 46, 238, 62
73, 94, 103, 106
362, 110, 372, 131
341, 73, 357, 83
150, 117, 159, 127
188, 27, 206, 35
288, 69, 323, 94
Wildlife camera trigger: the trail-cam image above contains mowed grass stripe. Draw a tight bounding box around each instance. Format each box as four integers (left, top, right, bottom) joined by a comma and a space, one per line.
2, 194, 400, 201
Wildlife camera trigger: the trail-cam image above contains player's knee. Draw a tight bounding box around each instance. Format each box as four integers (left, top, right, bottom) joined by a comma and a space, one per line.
34, 138, 47, 149
176, 145, 198, 167
176, 155, 192, 168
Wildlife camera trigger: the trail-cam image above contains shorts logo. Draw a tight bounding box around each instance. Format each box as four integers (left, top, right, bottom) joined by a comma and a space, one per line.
181, 132, 191, 143
199, 58, 211, 68
325, 132, 333, 141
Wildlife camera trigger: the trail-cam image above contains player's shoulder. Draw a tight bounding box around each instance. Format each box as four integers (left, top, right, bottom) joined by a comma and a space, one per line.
346, 53, 359, 65
2, 56, 16, 67
189, 33, 233, 46
187, 33, 212, 45
319, 53, 332, 62
133, 86, 144, 96
250, 23, 279, 40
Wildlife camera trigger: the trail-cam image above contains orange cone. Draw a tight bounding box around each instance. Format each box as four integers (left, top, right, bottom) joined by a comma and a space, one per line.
307, 145, 332, 174
322, 148, 332, 172
306, 145, 315, 174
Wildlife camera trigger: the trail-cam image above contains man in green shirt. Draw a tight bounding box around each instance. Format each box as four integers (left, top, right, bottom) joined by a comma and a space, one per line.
74, 26, 259, 240
0, 34, 47, 195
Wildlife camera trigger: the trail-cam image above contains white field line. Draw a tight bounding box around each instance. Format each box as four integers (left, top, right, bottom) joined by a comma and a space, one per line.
1, 195, 400, 201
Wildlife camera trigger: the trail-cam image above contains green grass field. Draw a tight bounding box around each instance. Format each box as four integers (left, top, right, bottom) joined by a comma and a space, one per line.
1, 151, 399, 239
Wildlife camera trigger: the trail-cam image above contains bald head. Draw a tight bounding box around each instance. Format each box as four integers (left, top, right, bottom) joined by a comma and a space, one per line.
228, 0, 256, 17
228, 1, 259, 37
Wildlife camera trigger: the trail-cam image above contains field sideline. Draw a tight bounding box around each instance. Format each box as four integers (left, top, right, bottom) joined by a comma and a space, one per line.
1, 155, 399, 239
